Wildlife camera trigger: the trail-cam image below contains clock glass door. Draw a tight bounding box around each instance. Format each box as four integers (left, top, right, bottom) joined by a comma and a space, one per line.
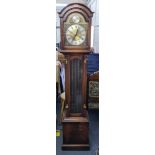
70, 58, 83, 113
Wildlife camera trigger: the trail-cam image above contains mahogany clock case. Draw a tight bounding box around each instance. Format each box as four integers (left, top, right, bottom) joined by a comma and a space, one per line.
57, 3, 94, 151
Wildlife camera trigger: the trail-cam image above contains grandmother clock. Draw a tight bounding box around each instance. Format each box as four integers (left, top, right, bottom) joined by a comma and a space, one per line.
58, 3, 93, 150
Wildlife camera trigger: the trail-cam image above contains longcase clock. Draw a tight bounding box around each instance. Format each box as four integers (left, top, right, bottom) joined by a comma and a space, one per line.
58, 3, 93, 150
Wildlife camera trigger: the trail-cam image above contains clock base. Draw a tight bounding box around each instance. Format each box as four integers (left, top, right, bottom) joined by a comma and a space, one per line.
62, 113, 90, 151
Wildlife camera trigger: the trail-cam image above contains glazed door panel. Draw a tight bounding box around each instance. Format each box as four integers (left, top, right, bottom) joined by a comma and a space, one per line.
70, 57, 83, 113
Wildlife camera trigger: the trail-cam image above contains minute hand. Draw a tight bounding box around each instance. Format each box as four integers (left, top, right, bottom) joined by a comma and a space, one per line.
73, 28, 78, 40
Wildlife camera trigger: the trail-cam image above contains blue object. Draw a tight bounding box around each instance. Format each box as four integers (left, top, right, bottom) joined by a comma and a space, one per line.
87, 53, 99, 74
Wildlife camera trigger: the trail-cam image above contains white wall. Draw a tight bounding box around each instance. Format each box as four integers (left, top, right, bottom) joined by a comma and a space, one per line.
56, 7, 61, 44
88, 0, 99, 53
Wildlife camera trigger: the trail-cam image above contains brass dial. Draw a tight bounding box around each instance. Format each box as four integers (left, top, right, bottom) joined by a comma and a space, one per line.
66, 24, 86, 45
72, 15, 80, 23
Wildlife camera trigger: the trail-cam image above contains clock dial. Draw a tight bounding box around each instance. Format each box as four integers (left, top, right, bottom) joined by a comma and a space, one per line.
66, 24, 86, 45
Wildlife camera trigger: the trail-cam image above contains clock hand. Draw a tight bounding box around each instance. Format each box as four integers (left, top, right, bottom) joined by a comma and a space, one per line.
73, 27, 78, 40
75, 27, 78, 36
67, 30, 76, 37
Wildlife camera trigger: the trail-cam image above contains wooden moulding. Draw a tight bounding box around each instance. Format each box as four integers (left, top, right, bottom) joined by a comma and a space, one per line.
58, 3, 94, 18
62, 144, 90, 151
59, 49, 91, 54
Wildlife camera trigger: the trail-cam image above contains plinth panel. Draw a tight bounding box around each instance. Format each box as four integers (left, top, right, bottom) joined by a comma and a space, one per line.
62, 116, 89, 150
